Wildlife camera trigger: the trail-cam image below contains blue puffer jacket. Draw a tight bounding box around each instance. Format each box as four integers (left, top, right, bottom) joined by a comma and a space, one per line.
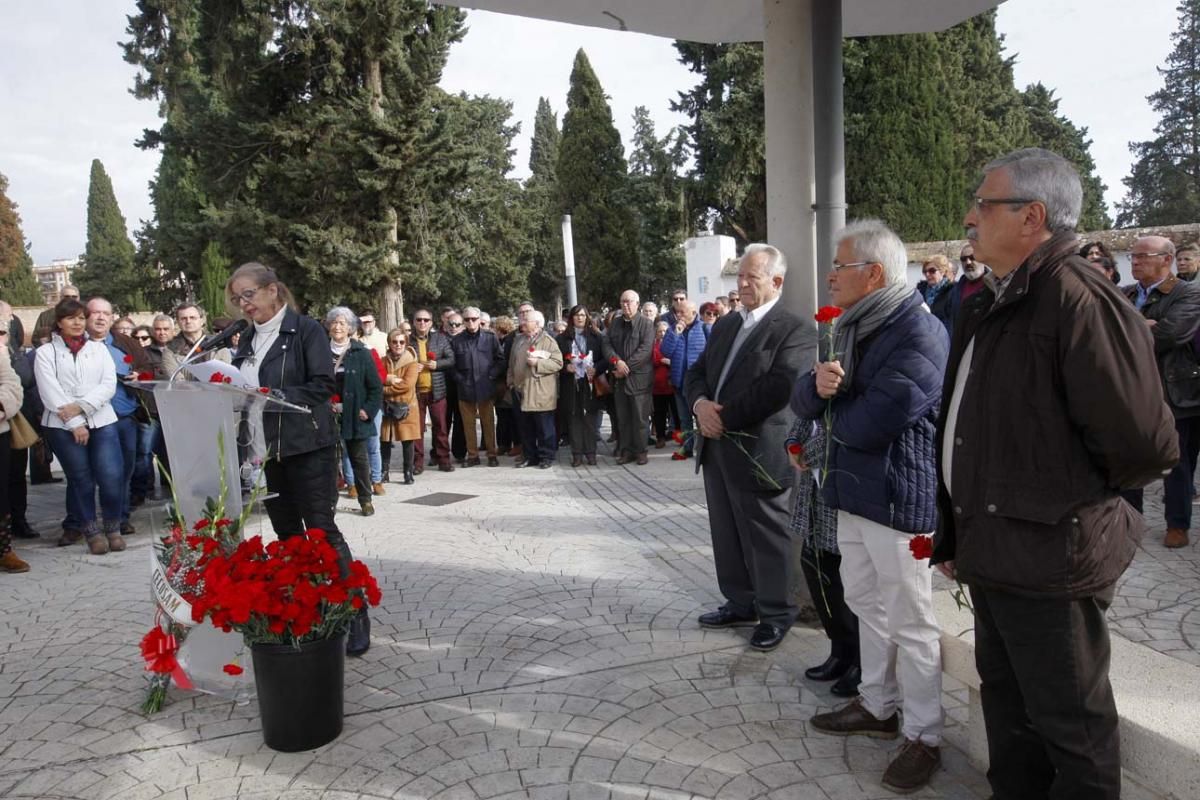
660, 320, 708, 389
791, 289, 948, 533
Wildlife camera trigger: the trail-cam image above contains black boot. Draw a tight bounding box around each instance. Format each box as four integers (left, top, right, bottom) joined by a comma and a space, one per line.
347, 606, 371, 656
402, 441, 415, 484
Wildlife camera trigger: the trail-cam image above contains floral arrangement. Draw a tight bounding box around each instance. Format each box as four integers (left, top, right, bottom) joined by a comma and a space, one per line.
185, 528, 381, 647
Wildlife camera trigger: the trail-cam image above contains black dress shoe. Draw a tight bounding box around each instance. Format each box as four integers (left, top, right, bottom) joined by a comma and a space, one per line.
831, 665, 862, 697
749, 623, 787, 651
698, 607, 759, 629
11, 519, 39, 539
805, 654, 852, 682
347, 608, 371, 657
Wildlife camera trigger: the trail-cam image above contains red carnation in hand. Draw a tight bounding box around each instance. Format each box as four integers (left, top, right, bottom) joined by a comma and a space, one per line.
331, 394, 341, 404
610, 356, 619, 365
786, 442, 804, 456
136, 371, 154, 381
222, 663, 244, 676
815, 306, 843, 324
909, 534, 934, 560
123, 354, 134, 364
529, 346, 536, 353
258, 387, 270, 394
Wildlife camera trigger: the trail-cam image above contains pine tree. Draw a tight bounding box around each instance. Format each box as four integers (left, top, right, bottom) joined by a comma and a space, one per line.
1021, 83, 1111, 230
0, 172, 43, 306
627, 107, 692, 299
557, 49, 640, 306
75, 159, 147, 310
525, 97, 564, 308
1117, 1, 1200, 227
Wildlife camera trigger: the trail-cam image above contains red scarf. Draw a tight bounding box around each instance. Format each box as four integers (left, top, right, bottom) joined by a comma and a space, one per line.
63, 334, 88, 356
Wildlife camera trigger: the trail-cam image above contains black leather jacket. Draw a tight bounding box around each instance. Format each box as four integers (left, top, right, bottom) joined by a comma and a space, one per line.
233, 308, 338, 460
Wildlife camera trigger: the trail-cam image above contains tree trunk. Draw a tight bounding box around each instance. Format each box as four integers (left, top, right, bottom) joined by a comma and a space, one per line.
366, 57, 403, 329
380, 276, 403, 332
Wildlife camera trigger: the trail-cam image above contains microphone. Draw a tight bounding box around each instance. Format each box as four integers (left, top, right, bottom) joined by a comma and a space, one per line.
197, 318, 250, 353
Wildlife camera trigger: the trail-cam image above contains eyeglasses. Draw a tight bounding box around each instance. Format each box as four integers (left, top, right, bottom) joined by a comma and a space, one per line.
922, 268, 941, 275
672, 296, 686, 302
463, 317, 479, 322
448, 321, 463, 328
135, 334, 151, 341
1130, 252, 1171, 261
230, 287, 261, 304
832, 261, 872, 272
973, 196, 1034, 210
415, 317, 432, 323
360, 318, 374, 325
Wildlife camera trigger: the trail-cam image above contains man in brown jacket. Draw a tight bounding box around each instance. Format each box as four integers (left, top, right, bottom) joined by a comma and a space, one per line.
932, 148, 1177, 800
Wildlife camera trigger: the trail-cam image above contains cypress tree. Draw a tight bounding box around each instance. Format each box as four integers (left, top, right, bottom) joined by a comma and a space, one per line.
526, 97, 564, 308
557, 49, 639, 305
1117, 1, 1200, 227
76, 159, 145, 309
627, 107, 691, 299
197, 241, 229, 319
0, 172, 43, 306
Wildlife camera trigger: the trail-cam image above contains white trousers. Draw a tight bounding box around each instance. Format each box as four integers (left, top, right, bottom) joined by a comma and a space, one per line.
837, 510, 943, 745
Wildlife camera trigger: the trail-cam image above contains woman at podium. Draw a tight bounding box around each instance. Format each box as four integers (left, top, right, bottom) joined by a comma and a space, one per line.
226, 262, 371, 657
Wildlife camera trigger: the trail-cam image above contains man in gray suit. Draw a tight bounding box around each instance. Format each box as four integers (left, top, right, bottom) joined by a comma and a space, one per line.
607, 289, 655, 465
686, 244, 810, 651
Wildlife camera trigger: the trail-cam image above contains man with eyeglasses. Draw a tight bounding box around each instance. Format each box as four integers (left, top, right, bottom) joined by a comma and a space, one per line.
662, 289, 687, 328
411, 308, 456, 473
450, 306, 503, 467
1121, 236, 1200, 549
356, 308, 387, 357
607, 290, 655, 465
163, 303, 228, 378
944, 245, 990, 335
440, 309, 469, 465
727, 290, 742, 313
931, 149, 1176, 800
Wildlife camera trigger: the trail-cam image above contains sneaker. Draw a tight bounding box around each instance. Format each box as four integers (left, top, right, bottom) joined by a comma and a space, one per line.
882, 739, 941, 793
809, 697, 899, 739
87, 535, 110, 556
0, 551, 30, 573
106, 533, 127, 552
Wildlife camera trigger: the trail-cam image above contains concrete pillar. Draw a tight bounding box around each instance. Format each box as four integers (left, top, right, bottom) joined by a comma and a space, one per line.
813, 0, 845, 284
763, 0, 818, 320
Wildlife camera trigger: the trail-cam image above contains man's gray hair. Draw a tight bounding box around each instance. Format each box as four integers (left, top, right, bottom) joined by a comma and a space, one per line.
742, 243, 788, 277
835, 219, 908, 288
153, 314, 174, 326
479, 311, 491, 324
983, 147, 1082, 233
324, 306, 359, 330
527, 310, 545, 328
462, 306, 481, 319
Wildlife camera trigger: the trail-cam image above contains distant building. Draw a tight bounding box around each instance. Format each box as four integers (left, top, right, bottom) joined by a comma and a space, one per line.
31, 258, 77, 305
683, 234, 738, 301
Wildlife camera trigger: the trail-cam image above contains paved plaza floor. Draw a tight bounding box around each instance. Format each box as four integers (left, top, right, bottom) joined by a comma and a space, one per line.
1, 438, 1193, 799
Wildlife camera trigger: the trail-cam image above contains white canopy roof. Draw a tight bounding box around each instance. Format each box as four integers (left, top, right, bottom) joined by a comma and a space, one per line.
448, 0, 1006, 43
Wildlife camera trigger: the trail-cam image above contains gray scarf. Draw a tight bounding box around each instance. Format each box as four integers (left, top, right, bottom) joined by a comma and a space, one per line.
827, 282, 913, 393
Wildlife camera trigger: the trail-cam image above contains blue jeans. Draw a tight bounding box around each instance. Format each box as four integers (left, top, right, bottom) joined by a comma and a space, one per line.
343, 411, 384, 483
114, 416, 138, 523
44, 425, 124, 534
132, 419, 159, 496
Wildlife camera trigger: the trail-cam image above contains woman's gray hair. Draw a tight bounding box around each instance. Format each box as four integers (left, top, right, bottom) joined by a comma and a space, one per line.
742, 243, 788, 277
983, 147, 1082, 233
324, 306, 359, 331
527, 310, 545, 329
835, 219, 908, 288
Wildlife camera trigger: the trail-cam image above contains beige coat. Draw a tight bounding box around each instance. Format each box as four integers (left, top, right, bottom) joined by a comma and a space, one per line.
509, 330, 563, 412
381, 347, 420, 443
0, 352, 22, 436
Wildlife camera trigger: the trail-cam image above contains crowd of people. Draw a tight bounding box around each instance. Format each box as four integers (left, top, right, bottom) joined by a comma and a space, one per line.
0, 145, 1192, 799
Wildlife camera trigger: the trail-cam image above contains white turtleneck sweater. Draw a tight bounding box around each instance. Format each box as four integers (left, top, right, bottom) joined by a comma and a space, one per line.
241, 304, 288, 388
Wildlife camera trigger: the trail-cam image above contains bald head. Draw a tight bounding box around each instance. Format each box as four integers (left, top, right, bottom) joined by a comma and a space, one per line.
1131, 235, 1176, 288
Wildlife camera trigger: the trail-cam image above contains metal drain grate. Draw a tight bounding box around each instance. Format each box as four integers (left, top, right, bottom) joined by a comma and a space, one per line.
402, 492, 478, 507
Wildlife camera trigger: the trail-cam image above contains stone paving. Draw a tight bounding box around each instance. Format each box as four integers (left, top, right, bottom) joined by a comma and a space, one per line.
0, 435, 1193, 799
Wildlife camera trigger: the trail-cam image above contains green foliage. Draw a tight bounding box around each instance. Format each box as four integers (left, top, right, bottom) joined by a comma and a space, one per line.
1117, 1, 1200, 227
672, 10, 1110, 244
0, 172, 43, 306
557, 49, 639, 306
1020, 83, 1111, 230
75, 159, 151, 310
198, 241, 229, 319
627, 107, 692, 300
525, 97, 564, 308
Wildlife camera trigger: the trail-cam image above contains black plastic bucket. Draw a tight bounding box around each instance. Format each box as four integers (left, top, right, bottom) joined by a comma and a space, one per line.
251, 633, 345, 751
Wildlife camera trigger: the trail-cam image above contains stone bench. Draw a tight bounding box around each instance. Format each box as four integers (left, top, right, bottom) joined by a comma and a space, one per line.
935, 590, 1200, 800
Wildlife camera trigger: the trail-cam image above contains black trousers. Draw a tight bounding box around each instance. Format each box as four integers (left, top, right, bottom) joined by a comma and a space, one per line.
652, 394, 674, 441
340, 437, 371, 502
614, 389, 651, 457
562, 379, 598, 457
263, 446, 354, 577
971, 584, 1120, 800
800, 543, 859, 664
446, 380, 466, 461
7, 443, 28, 524
496, 406, 516, 451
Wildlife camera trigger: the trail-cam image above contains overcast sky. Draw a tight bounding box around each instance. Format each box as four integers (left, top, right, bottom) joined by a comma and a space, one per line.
0, 0, 1178, 264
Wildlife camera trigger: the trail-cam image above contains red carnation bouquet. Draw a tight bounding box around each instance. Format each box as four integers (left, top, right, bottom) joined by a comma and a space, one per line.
185, 529, 381, 647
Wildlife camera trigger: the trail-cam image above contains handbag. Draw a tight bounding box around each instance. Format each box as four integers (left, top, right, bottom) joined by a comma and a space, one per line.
8, 411, 39, 449
384, 401, 410, 421
592, 373, 612, 398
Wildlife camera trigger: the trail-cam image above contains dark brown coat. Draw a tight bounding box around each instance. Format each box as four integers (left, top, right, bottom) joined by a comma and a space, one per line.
932, 232, 1178, 598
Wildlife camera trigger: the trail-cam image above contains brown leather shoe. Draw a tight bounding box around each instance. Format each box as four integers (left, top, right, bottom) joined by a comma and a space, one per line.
347, 486, 358, 499
635, 453, 648, 465
882, 739, 941, 793
0, 551, 30, 573
1165, 527, 1190, 548
87, 535, 110, 556
465, 456, 481, 467
810, 697, 899, 739
372, 482, 386, 496
106, 533, 127, 552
